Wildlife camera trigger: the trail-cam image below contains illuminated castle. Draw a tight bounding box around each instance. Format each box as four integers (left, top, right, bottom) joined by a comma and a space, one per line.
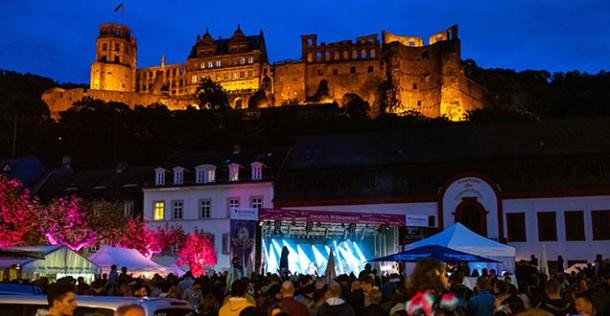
43, 23, 485, 121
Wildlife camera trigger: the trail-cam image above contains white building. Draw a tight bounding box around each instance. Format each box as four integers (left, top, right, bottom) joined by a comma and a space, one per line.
143, 148, 285, 271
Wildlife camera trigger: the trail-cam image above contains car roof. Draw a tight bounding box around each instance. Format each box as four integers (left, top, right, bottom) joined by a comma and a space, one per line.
0, 294, 193, 310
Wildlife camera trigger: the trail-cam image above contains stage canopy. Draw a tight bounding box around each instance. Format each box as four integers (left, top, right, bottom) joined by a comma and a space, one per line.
89, 246, 173, 277
369, 245, 499, 263
406, 223, 516, 272
0, 245, 100, 281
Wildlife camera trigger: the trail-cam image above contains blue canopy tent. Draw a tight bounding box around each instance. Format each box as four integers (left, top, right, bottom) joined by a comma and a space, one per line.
369, 245, 499, 263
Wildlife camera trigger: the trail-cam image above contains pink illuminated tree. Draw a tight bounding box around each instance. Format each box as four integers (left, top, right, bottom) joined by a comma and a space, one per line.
111, 218, 160, 258
38, 196, 96, 251
0, 175, 39, 247
177, 228, 217, 277
151, 223, 187, 254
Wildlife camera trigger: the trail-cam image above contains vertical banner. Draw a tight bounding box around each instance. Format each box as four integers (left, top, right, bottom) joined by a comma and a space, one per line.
230, 208, 258, 273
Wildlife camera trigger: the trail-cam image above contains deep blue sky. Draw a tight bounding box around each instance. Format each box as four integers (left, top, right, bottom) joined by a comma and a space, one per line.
1, 0, 609, 84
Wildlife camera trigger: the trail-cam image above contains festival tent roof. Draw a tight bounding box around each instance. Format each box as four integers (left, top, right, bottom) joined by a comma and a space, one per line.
89, 246, 173, 276
0, 245, 100, 276
369, 245, 500, 263
406, 223, 516, 271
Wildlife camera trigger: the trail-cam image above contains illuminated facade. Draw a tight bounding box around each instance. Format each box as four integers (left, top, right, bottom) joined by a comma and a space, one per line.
43, 23, 484, 120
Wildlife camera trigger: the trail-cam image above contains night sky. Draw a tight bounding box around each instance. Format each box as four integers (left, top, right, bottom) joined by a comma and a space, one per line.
1, 0, 609, 84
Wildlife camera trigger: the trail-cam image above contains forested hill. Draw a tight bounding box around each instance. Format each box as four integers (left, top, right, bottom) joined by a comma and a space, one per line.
1, 66, 610, 170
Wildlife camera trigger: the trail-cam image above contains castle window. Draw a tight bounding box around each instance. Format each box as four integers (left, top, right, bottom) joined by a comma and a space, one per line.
413, 83, 418, 90
191, 75, 198, 84
224, 73, 229, 79
361, 49, 367, 59
343, 51, 349, 60
316, 52, 322, 61
333, 69, 338, 75
417, 100, 422, 106
114, 43, 119, 51
240, 71, 245, 78
248, 57, 254, 64
334, 52, 340, 60
114, 56, 120, 63
437, 36, 443, 42
208, 61, 213, 68
409, 41, 415, 47
232, 72, 237, 79
307, 53, 313, 63
179, 67, 184, 74
248, 70, 253, 77
240, 57, 246, 65
200, 63, 205, 69
307, 38, 313, 47
325, 51, 331, 61
102, 43, 107, 51
216, 60, 222, 67
370, 49, 376, 58
352, 50, 358, 59
350, 67, 356, 74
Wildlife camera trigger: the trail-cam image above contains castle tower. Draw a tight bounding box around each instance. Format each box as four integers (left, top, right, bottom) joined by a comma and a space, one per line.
90, 23, 137, 92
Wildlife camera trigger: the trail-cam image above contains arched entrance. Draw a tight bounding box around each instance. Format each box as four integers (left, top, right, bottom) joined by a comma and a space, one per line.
234, 98, 243, 109
454, 197, 488, 237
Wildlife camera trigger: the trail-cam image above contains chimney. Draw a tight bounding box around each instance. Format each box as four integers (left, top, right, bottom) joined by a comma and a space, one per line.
161, 55, 166, 67
233, 144, 241, 155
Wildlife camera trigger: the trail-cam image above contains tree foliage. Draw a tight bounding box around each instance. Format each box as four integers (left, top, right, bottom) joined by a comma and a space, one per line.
37, 196, 96, 251
0, 175, 39, 246
177, 227, 217, 277
196, 77, 229, 110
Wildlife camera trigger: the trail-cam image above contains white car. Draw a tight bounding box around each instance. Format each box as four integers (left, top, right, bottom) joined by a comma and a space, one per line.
0, 294, 196, 316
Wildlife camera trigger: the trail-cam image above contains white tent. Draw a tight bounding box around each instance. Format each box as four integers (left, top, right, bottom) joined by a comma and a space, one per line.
89, 246, 173, 277
406, 223, 516, 273
0, 245, 100, 282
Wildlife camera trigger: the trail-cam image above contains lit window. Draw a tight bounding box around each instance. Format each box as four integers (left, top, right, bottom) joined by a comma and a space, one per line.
334, 52, 339, 60
229, 163, 240, 182
200, 63, 205, 69
250, 196, 263, 209
361, 49, 367, 59
248, 57, 253, 64
370, 49, 376, 58
208, 61, 213, 68
154, 201, 165, 221
216, 60, 222, 67
352, 50, 358, 59
207, 169, 216, 182
200, 199, 211, 218
232, 72, 237, 79
172, 200, 183, 219
240, 57, 246, 65
191, 75, 198, 84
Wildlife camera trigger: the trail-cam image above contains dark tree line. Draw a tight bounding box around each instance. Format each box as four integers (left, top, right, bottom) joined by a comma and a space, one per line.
3, 66, 610, 169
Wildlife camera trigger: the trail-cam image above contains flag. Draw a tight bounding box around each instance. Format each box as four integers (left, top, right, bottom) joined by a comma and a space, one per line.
324, 249, 336, 283
247, 245, 256, 276
539, 244, 549, 276
113, 3, 124, 12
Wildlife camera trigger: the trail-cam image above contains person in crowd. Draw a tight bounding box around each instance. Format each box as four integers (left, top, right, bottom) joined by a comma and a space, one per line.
279, 280, 310, 316
115, 304, 145, 316
535, 279, 570, 316
201, 292, 221, 316
36, 283, 78, 316
492, 280, 525, 316
574, 291, 597, 316
405, 257, 461, 316
467, 276, 495, 316
179, 271, 195, 295
182, 280, 203, 311
317, 281, 355, 316
363, 288, 387, 316
310, 287, 328, 316
360, 275, 377, 307
220, 280, 255, 316
106, 264, 119, 288
449, 272, 473, 302
227, 257, 244, 294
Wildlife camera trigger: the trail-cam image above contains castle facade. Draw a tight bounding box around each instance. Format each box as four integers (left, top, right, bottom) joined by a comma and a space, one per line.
43, 23, 484, 121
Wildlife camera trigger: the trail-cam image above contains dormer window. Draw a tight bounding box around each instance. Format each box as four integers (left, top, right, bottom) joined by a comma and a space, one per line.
173, 167, 184, 185
195, 164, 216, 184
250, 161, 263, 181
155, 168, 166, 186
228, 163, 241, 182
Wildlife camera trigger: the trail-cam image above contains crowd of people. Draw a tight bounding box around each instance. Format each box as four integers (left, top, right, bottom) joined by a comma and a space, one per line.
6, 254, 610, 316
